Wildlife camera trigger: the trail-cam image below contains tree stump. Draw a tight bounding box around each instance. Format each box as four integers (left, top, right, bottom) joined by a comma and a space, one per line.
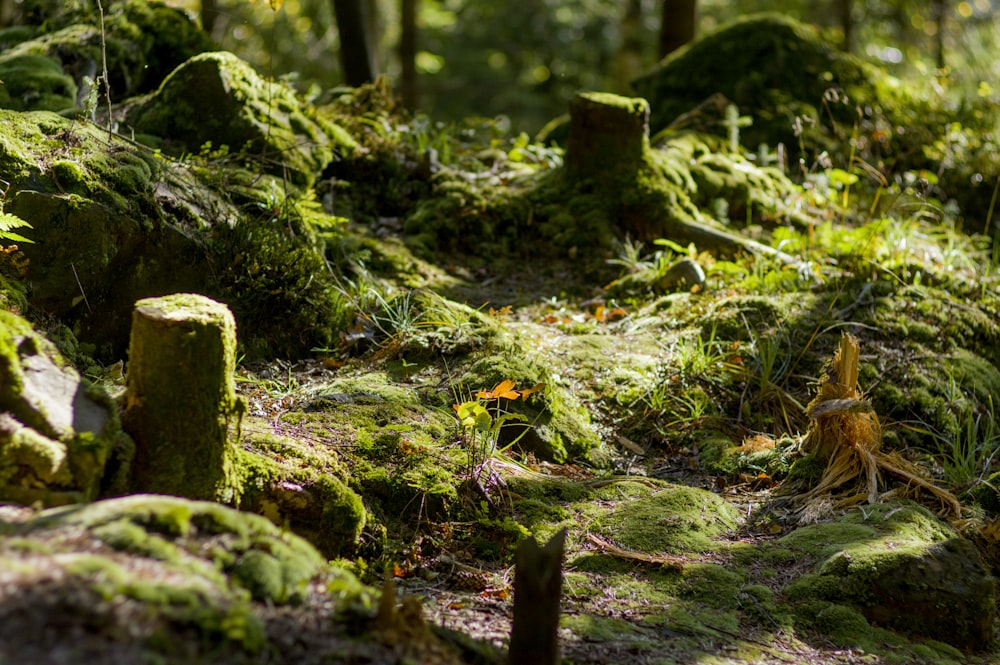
122, 293, 244, 502
565, 92, 650, 178
508, 528, 567, 665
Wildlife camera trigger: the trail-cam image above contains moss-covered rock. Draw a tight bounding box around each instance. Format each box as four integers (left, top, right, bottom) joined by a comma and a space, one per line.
0, 309, 124, 505
0, 107, 348, 359
0, 53, 77, 112
586, 483, 741, 555
2, 0, 215, 107
127, 51, 356, 187
781, 503, 995, 650
632, 13, 888, 153
458, 351, 602, 463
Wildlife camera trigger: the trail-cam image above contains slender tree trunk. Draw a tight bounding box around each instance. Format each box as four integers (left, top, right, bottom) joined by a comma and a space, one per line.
201, 0, 219, 37
332, 0, 376, 86
932, 0, 947, 69
659, 0, 697, 59
613, 0, 644, 92
838, 0, 854, 52
400, 0, 418, 109
0, 0, 14, 27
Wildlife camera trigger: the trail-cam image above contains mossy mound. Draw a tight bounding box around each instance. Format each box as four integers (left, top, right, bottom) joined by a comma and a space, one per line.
25, 494, 326, 604
0, 0, 214, 109
632, 13, 889, 153
0, 310, 126, 506
128, 51, 357, 188
0, 53, 77, 112
0, 495, 464, 665
1, 107, 349, 359
585, 483, 741, 556
781, 503, 995, 650
458, 351, 602, 463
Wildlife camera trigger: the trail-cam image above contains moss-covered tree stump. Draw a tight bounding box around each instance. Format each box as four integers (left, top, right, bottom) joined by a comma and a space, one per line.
566, 92, 650, 178
123, 293, 244, 502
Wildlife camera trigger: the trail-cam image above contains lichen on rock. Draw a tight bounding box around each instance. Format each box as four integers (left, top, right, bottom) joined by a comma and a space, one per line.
0, 309, 123, 505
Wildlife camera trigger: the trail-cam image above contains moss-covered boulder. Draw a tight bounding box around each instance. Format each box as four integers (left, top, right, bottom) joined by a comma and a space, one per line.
127, 51, 357, 187
632, 13, 887, 152
0, 0, 214, 112
0, 495, 433, 664
782, 503, 995, 650
0, 107, 347, 359
0, 53, 77, 112
0, 310, 127, 505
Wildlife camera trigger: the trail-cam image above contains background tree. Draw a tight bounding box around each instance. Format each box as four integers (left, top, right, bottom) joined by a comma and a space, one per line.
659, 0, 697, 57
399, 0, 417, 108
332, 0, 376, 85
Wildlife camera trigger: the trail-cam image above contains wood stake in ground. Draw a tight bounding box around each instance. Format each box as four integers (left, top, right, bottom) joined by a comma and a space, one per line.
123, 293, 244, 502
509, 529, 567, 665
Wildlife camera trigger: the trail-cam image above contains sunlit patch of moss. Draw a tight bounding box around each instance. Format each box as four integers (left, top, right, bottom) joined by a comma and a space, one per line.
457, 351, 601, 463
585, 484, 741, 556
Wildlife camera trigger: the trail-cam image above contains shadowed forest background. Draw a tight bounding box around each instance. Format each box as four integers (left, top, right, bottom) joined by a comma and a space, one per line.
144, 0, 1000, 134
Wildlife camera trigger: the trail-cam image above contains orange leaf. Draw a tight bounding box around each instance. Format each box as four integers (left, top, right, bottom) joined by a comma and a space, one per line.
477, 379, 519, 400
517, 382, 546, 400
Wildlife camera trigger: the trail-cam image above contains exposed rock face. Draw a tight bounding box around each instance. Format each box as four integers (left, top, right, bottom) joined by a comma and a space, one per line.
0, 310, 127, 505
127, 51, 357, 187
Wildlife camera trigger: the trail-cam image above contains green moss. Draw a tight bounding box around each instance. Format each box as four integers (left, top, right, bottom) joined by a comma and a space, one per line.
785, 453, 827, 486
129, 51, 356, 187
633, 13, 890, 153
27, 495, 327, 607
0, 54, 76, 112
587, 484, 741, 555
315, 473, 366, 557
459, 351, 601, 462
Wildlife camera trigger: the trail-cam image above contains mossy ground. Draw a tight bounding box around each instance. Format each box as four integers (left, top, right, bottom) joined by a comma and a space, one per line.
1, 8, 1000, 664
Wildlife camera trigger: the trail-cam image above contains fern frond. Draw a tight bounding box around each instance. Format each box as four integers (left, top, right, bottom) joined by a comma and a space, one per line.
0, 212, 33, 244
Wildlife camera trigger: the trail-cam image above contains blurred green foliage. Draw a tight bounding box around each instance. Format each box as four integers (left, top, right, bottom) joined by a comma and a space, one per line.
151, 0, 999, 136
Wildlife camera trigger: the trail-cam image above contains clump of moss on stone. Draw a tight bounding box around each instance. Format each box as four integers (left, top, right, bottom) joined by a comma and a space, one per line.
28, 495, 327, 605
780, 503, 994, 650
128, 51, 356, 188
0, 54, 77, 112
632, 13, 893, 155
586, 484, 741, 555
458, 351, 602, 463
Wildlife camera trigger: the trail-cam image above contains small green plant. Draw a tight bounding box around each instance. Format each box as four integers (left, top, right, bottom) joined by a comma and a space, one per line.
453, 379, 544, 482
926, 395, 1000, 491
0, 212, 32, 248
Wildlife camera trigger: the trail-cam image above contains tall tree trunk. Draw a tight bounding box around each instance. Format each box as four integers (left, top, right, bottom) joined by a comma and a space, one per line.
613, 0, 644, 92
399, 0, 418, 109
838, 0, 854, 52
932, 0, 947, 69
332, 0, 376, 86
201, 0, 219, 38
659, 0, 697, 59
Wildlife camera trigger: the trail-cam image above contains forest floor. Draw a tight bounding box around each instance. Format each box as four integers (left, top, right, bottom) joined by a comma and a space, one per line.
234, 240, 999, 665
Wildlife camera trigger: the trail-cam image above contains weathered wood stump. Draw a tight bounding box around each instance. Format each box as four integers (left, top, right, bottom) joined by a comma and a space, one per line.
566, 92, 650, 178
122, 293, 244, 502
508, 528, 567, 665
